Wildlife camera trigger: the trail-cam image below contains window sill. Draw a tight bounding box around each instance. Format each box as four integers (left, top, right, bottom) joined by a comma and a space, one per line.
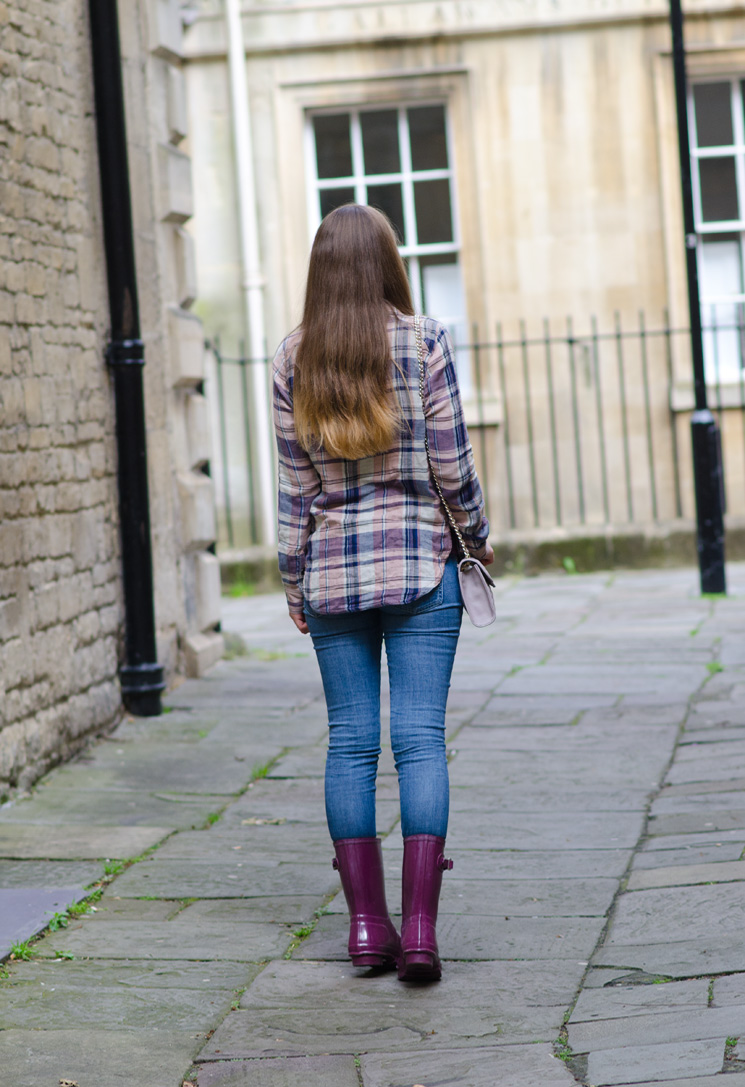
671, 382, 745, 412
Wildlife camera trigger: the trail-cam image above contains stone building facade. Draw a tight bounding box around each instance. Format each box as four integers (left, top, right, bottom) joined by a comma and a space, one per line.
183, 0, 745, 549
0, 0, 222, 800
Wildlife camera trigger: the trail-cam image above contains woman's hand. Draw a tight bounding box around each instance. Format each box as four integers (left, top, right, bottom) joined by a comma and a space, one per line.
290, 613, 309, 635
482, 543, 495, 566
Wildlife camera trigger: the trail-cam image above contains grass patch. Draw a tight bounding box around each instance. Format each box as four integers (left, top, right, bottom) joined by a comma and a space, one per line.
705, 661, 724, 675
227, 580, 256, 598
9, 941, 35, 961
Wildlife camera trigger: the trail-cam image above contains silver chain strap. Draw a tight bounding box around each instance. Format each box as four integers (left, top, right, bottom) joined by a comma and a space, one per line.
414, 314, 471, 562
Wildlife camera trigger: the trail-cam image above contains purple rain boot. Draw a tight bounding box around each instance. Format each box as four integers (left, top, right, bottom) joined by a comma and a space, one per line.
332, 837, 402, 969
398, 834, 453, 982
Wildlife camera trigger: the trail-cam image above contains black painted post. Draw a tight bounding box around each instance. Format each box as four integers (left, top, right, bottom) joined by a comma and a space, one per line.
668, 0, 726, 593
89, 0, 165, 713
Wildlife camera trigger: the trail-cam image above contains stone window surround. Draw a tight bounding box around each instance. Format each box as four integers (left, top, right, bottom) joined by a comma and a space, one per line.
275, 66, 501, 424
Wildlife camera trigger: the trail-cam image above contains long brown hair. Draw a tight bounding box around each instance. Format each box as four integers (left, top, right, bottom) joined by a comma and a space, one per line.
293, 204, 414, 460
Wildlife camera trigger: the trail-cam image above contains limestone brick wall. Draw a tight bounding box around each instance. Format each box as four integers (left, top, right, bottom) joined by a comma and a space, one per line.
0, 0, 121, 797
0, 0, 223, 801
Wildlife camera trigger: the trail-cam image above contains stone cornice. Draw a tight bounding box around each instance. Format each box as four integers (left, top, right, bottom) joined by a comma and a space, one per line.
183, 0, 745, 59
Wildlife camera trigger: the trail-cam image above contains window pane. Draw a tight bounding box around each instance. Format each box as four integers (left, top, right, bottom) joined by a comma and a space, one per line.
314, 114, 352, 179
700, 234, 742, 296
693, 83, 733, 148
319, 187, 355, 219
414, 178, 453, 243
699, 157, 739, 222
366, 183, 404, 241
361, 110, 400, 174
409, 105, 448, 171
700, 236, 745, 380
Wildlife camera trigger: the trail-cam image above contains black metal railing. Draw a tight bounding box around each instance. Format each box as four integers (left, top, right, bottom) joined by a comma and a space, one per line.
207, 313, 745, 549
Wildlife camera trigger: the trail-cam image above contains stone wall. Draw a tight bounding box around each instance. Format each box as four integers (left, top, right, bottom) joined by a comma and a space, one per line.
0, 0, 121, 796
0, 0, 222, 801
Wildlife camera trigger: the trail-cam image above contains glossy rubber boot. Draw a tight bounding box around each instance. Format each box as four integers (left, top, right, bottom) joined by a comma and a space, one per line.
332, 837, 401, 969
398, 834, 453, 982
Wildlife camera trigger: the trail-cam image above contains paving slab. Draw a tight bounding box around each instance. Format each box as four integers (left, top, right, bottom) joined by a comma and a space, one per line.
584, 1038, 725, 1086
0, 886, 89, 958
568, 1004, 745, 1050
297, 911, 603, 961
0, 859, 103, 887
445, 810, 645, 850
610, 1078, 745, 1087
448, 784, 652, 813
112, 857, 340, 899
652, 789, 745, 812
606, 883, 745, 944
32, 917, 292, 962
0, 1028, 203, 1087
429, 876, 619, 916
0, 787, 226, 829
50, 745, 258, 794
359, 1043, 576, 1087
712, 973, 745, 1005
632, 841, 745, 869
239, 959, 580, 1010
153, 824, 333, 859
197, 1056, 361, 1087
470, 694, 618, 726
178, 896, 327, 924
648, 810, 745, 835
0, 976, 233, 1031
5, 958, 256, 990
627, 860, 745, 890
199, 1000, 566, 1059
379, 845, 632, 879
0, 824, 171, 859
592, 936, 745, 977
570, 979, 710, 1022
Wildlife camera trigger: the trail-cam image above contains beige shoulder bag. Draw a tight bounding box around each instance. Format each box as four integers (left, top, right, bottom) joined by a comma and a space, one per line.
414, 315, 496, 628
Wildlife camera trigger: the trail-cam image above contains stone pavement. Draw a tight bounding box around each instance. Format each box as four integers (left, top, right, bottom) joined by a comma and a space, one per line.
0, 564, 744, 1087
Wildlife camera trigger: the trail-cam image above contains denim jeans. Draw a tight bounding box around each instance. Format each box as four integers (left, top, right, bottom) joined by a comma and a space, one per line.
304, 558, 463, 842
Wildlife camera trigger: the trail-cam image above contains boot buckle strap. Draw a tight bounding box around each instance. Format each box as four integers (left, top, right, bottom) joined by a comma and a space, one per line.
332, 857, 339, 870
437, 854, 453, 871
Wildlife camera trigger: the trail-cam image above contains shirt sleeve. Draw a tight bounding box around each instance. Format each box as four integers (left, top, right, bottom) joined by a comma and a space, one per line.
272, 343, 321, 615
423, 322, 491, 558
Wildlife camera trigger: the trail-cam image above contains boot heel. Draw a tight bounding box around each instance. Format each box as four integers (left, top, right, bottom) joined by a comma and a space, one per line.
351, 952, 397, 969
398, 951, 441, 982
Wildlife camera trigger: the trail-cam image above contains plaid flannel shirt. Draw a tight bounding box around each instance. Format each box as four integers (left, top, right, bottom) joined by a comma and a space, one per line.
272, 310, 490, 616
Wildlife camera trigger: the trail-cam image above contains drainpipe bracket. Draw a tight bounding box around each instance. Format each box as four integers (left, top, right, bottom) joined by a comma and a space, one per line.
106, 339, 145, 367
120, 662, 166, 717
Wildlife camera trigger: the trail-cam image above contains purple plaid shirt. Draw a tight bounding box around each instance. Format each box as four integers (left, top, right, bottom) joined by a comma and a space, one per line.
272, 310, 490, 616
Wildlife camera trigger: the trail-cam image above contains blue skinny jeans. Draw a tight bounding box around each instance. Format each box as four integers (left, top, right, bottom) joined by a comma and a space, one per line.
304, 558, 463, 842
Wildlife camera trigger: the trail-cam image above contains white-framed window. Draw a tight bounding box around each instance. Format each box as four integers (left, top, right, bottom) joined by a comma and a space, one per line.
305, 103, 470, 390
690, 79, 745, 381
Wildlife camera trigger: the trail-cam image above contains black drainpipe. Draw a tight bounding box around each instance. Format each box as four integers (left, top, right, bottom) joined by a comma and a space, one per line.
88, 0, 165, 715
